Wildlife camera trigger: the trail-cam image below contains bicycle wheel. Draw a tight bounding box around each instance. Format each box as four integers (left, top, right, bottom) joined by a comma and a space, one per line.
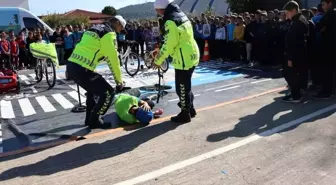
160, 59, 169, 73
35, 59, 43, 83
125, 52, 140, 77
45, 59, 56, 88
144, 51, 152, 69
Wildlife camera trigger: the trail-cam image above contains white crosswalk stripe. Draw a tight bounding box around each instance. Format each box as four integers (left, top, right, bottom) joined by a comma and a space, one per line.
68, 91, 86, 103
36, 96, 56, 112
0, 100, 15, 119
52, 94, 74, 109
18, 98, 36, 116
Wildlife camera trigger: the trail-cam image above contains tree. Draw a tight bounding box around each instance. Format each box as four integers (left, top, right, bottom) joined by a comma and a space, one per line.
42, 14, 90, 29
102, 6, 117, 16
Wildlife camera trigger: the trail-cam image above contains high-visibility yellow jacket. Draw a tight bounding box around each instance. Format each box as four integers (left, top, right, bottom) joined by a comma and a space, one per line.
155, 3, 199, 70
68, 23, 122, 84
30, 42, 59, 67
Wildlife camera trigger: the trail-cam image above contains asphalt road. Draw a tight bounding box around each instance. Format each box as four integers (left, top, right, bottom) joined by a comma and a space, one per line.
0, 61, 285, 156
0, 89, 335, 185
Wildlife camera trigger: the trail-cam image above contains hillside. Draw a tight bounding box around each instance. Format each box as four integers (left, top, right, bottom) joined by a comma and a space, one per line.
117, 0, 229, 19
117, 2, 156, 20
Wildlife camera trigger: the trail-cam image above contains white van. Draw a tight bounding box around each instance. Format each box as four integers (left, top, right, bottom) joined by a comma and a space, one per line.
0, 7, 53, 34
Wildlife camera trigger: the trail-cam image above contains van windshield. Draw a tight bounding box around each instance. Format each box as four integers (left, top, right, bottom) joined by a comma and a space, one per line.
23, 17, 44, 30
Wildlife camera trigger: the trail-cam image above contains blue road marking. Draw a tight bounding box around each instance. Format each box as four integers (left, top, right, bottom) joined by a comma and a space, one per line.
166, 66, 243, 89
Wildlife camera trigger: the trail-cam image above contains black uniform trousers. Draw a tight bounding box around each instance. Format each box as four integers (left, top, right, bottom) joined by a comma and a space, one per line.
175, 66, 195, 111
283, 61, 306, 99
66, 62, 115, 124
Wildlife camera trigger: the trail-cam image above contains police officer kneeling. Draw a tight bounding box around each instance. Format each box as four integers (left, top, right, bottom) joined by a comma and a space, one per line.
153, 0, 200, 123
66, 16, 126, 129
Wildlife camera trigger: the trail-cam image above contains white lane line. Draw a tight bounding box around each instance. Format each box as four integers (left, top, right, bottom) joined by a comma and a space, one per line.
168, 94, 200, 102
113, 104, 336, 185
23, 74, 38, 93
52, 94, 74, 109
0, 100, 15, 119
205, 80, 249, 91
28, 73, 36, 79
251, 79, 272, 84
67, 91, 86, 103
18, 98, 36, 116
215, 85, 241, 92
56, 76, 67, 84
35, 96, 56, 112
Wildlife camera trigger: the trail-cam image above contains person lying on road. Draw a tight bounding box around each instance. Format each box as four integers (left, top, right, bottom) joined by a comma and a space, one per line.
114, 93, 163, 125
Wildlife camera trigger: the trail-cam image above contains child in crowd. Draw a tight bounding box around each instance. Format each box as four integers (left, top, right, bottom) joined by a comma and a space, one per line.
16, 32, 27, 69
9, 34, 19, 69
0, 31, 11, 69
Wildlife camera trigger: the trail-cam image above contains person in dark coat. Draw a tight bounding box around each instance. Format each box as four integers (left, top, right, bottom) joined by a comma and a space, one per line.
282, 1, 309, 103
314, 0, 336, 99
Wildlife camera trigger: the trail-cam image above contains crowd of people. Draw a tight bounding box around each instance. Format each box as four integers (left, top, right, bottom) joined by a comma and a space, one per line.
0, 24, 88, 70
0, 0, 335, 101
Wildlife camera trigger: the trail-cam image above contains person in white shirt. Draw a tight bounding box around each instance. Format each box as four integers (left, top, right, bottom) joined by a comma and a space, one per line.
214, 22, 227, 61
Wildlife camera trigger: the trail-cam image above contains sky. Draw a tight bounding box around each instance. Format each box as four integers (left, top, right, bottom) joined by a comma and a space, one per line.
29, 0, 155, 15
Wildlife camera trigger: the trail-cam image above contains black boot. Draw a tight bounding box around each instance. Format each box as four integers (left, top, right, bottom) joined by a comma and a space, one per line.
171, 110, 191, 123
89, 118, 111, 129
178, 102, 196, 118
190, 107, 197, 118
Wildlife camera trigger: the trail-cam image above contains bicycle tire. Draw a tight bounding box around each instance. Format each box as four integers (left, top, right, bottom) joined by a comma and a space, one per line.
144, 52, 152, 69
160, 59, 169, 73
125, 52, 140, 77
139, 84, 172, 92
35, 59, 43, 83
45, 59, 56, 88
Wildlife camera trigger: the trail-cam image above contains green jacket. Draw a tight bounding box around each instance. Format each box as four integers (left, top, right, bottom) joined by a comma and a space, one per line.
68, 23, 122, 84
30, 42, 59, 67
155, 3, 200, 70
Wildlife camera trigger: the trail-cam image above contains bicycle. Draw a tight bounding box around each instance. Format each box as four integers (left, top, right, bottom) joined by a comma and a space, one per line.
119, 40, 141, 77
143, 42, 169, 73
34, 57, 56, 89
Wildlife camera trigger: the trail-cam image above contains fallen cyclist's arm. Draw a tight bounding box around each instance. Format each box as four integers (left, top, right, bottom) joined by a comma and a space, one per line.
155, 20, 178, 66
100, 32, 123, 85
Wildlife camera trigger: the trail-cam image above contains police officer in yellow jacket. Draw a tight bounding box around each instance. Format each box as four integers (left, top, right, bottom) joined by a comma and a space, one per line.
154, 0, 200, 123
66, 16, 126, 129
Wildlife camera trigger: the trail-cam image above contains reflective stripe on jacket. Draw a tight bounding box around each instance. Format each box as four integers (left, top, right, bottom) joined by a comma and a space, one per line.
30, 42, 59, 67
68, 23, 122, 84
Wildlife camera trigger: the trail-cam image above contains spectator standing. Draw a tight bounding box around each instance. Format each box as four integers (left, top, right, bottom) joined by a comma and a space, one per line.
26, 31, 35, 68
117, 31, 127, 53
234, 16, 246, 62
312, 4, 324, 24
42, 29, 50, 43
314, 0, 336, 99
208, 18, 217, 59
194, 19, 204, 60
226, 18, 236, 61
302, 9, 318, 91
137, 25, 145, 57
0, 31, 11, 68
9, 34, 19, 69
244, 16, 254, 64
214, 21, 226, 61
63, 28, 75, 61
277, 11, 291, 69
282, 1, 309, 103
266, 11, 280, 66
16, 32, 27, 69
53, 27, 64, 64
257, 11, 269, 66
72, 25, 83, 46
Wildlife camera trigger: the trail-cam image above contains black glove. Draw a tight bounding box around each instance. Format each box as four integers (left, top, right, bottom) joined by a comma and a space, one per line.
116, 84, 124, 94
